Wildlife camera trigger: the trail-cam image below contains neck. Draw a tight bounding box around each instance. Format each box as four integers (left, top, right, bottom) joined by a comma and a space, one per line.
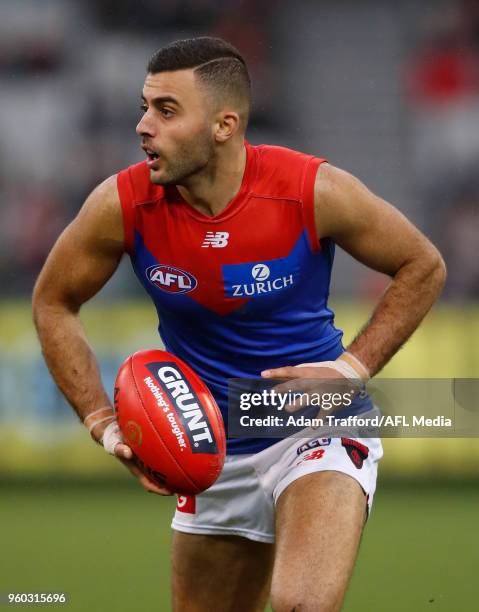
177, 140, 247, 217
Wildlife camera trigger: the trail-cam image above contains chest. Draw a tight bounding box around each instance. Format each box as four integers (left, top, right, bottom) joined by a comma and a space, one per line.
131, 197, 311, 317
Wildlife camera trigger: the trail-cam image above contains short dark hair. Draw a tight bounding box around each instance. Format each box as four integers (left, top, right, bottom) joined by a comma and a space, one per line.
147, 37, 251, 126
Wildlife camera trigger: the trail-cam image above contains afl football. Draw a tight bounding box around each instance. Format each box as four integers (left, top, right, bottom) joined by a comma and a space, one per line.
114, 349, 226, 494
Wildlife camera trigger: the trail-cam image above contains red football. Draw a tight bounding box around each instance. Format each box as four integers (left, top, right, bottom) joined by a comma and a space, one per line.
114, 349, 226, 494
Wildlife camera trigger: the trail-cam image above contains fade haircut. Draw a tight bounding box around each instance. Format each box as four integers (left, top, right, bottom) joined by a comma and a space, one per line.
147, 37, 251, 128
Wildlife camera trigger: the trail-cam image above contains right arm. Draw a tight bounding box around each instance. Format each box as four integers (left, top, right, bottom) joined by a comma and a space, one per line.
32, 176, 169, 494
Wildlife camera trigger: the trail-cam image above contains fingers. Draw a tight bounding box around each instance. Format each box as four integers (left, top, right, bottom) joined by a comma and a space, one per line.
273, 374, 336, 396
261, 365, 346, 380
261, 366, 303, 378
272, 378, 320, 412
114, 443, 133, 460
138, 474, 173, 496
260, 364, 356, 413
263, 366, 348, 409
116, 450, 173, 496
127, 461, 173, 495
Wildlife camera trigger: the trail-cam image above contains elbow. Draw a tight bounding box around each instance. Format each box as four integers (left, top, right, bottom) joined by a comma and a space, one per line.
32, 278, 48, 331
32, 277, 79, 332
427, 247, 447, 296
401, 244, 447, 301
31, 277, 64, 331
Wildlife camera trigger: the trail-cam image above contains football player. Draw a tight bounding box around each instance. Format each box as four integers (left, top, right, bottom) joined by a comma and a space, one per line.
33, 37, 445, 611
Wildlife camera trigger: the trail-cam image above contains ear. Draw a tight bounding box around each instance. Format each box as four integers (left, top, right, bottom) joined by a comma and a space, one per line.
214, 111, 240, 142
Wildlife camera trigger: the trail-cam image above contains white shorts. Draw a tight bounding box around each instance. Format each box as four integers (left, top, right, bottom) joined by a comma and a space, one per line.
172, 433, 383, 543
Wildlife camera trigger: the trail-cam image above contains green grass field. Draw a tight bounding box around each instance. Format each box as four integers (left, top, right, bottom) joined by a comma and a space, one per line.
1, 478, 478, 611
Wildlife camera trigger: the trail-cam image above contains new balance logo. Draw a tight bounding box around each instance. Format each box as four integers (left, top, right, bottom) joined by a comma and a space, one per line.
201, 231, 229, 248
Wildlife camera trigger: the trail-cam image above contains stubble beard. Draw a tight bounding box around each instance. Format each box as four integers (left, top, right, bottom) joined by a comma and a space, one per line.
149, 130, 216, 187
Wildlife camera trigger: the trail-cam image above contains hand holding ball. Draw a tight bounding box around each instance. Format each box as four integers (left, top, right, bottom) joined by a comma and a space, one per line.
114, 350, 226, 494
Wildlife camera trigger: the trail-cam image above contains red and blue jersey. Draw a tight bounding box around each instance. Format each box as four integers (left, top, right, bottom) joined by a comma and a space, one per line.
118, 142, 345, 454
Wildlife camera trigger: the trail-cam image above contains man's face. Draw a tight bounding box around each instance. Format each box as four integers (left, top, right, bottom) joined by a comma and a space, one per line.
136, 69, 216, 185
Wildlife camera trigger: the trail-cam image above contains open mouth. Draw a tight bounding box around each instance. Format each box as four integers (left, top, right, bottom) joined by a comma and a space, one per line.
145, 149, 160, 161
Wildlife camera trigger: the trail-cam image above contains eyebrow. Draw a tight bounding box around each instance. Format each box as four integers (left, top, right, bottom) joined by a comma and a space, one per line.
141, 94, 181, 107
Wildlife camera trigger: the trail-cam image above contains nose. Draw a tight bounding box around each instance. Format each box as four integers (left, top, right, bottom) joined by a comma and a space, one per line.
136, 110, 155, 137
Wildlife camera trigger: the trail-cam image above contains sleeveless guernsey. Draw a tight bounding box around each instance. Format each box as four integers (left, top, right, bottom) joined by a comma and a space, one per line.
117, 142, 346, 453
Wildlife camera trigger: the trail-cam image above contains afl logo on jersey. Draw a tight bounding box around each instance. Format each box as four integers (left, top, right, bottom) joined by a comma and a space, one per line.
146, 265, 198, 294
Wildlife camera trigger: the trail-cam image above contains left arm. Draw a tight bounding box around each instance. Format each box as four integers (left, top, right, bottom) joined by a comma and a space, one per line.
263, 163, 446, 380
314, 163, 446, 376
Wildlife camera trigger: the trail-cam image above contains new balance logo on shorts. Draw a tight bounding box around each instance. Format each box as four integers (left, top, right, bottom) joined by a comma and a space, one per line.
303, 449, 325, 461
295, 438, 330, 466
201, 231, 229, 248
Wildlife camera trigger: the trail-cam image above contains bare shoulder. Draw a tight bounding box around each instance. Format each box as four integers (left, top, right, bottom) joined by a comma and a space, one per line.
315, 163, 371, 205
33, 174, 125, 307
312, 162, 442, 275
75, 174, 123, 244
90, 173, 119, 202
313, 163, 389, 240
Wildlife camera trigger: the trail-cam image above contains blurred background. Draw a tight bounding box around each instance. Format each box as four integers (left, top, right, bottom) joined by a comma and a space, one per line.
1, 0, 478, 610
